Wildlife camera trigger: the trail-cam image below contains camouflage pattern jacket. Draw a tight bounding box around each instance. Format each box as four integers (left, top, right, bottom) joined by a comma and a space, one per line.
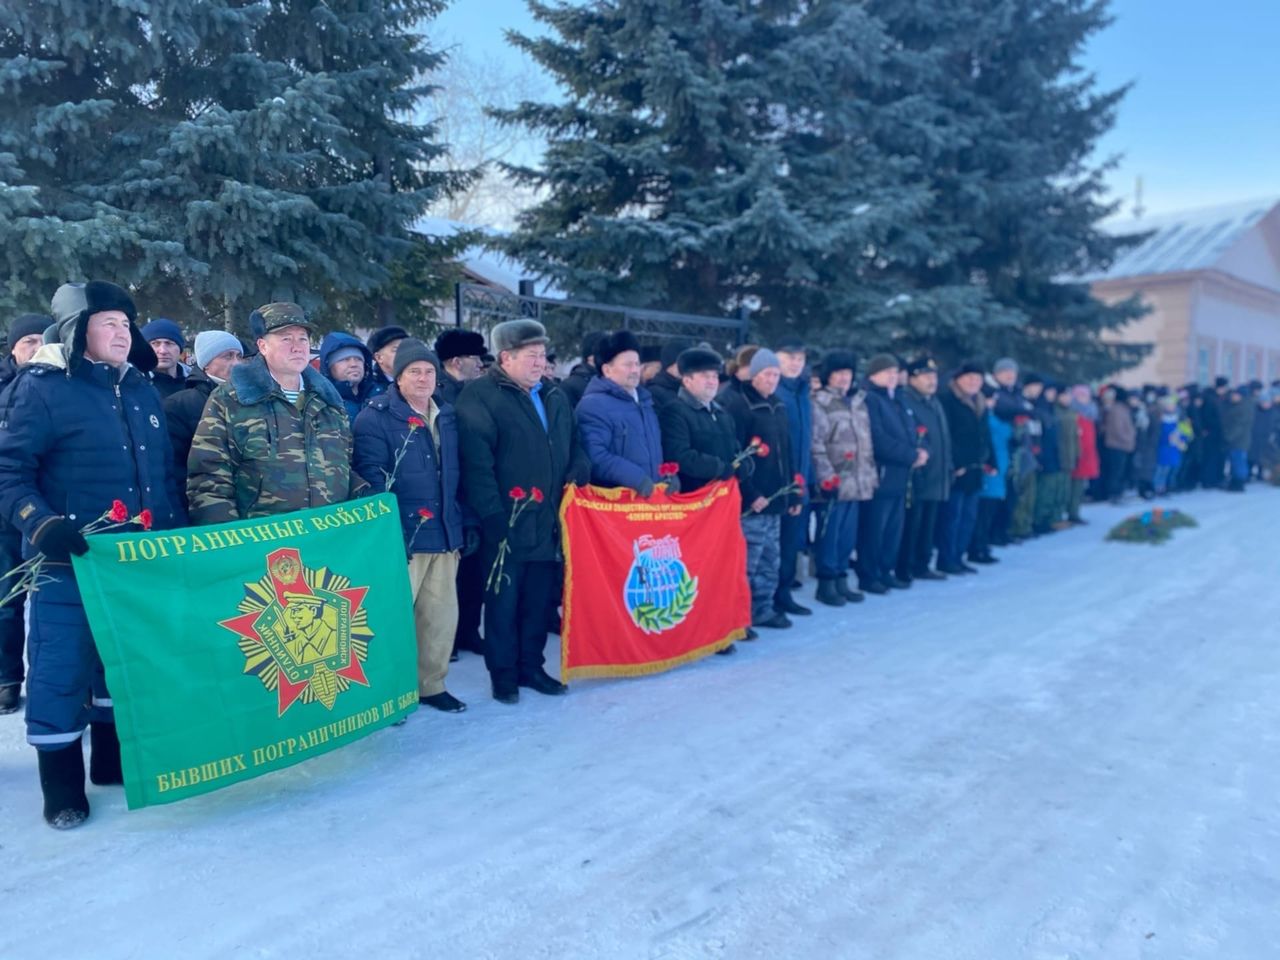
187, 356, 360, 525
811, 385, 878, 502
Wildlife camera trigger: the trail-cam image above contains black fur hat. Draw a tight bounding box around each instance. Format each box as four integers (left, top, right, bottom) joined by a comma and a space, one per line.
596, 330, 643, 367
820, 350, 858, 382
49, 281, 154, 373
676, 347, 723, 376
433, 328, 487, 362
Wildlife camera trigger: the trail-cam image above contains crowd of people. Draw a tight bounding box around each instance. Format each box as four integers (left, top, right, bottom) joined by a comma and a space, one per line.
0, 281, 1275, 830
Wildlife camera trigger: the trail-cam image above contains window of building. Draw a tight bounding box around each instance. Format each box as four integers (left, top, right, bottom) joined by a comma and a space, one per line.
1197, 346, 1212, 385
1246, 350, 1261, 382
1221, 344, 1239, 381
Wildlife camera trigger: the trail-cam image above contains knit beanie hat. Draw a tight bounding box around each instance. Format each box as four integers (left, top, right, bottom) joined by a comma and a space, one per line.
865, 353, 899, 377
393, 338, 440, 380
194, 330, 244, 369
141, 318, 185, 350
748, 348, 781, 378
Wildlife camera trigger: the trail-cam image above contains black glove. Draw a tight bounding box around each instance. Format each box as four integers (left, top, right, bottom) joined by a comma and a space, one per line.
636, 478, 655, 498
664, 474, 681, 494
735, 456, 756, 480
462, 526, 482, 558
481, 513, 508, 546
573, 465, 592, 487
32, 517, 89, 561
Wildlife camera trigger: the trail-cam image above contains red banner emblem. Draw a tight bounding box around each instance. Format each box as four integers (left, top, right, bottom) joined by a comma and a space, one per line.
560, 480, 750, 679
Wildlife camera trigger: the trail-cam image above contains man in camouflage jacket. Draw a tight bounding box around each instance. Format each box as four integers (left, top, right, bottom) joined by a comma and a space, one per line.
187, 303, 363, 524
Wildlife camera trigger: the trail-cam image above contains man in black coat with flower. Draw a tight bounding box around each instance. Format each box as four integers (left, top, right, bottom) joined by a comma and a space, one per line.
455, 319, 590, 703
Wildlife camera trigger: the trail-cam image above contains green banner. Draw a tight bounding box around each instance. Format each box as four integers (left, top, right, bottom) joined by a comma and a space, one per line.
72, 494, 418, 810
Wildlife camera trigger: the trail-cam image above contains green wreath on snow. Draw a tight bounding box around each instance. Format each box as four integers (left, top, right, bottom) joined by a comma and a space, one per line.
629, 573, 698, 634
1106, 507, 1198, 545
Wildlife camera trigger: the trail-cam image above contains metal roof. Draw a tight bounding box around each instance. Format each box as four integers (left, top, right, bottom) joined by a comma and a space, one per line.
1084, 197, 1278, 283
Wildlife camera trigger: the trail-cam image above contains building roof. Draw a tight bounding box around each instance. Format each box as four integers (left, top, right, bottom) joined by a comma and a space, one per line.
1085, 197, 1279, 283
410, 216, 562, 297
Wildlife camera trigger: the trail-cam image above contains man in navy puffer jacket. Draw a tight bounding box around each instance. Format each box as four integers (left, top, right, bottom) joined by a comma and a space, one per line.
576, 330, 666, 495
0, 280, 185, 830
353, 339, 474, 715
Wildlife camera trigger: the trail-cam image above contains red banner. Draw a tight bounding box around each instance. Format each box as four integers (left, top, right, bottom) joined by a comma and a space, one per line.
560, 480, 750, 680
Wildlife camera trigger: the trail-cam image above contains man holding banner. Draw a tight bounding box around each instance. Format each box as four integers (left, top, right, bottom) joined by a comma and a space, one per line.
187, 302, 362, 525
576, 330, 666, 495
0, 280, 184, 829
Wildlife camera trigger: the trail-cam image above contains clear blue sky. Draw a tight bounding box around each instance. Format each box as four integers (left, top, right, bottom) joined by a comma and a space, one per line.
432, 0, 1280, 217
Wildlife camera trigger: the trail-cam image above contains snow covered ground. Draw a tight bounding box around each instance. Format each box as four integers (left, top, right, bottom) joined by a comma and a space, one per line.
3, 487, 1278, 959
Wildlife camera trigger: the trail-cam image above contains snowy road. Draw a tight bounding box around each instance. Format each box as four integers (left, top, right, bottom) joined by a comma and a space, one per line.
3, 488, 1278, 959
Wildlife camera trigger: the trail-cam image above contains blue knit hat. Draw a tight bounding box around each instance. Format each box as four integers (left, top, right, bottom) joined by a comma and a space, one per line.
141, 318, 186, 350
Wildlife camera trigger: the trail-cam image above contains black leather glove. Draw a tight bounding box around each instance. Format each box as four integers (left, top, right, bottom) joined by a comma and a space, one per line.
636, 478, 655, 498
736, 456, 756, 480
32, 517, 89, 561
574, 465, 592, 487
664, 474, 681, 494
481, 513, 508, 546
462, 526, 482, 557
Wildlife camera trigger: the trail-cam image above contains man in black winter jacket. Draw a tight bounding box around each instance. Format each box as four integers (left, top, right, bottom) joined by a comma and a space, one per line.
857, 355, 925, 594
659, 347, 754, 494
455, 319, 590, 703
559, 330, 605, 409
937, 362, 991, 572
163, 330, 244, 510
896, 357, 951, 582
719, 349, 801, 629
646, 338, 693, 411
0, 312, 51, 715
432, 326, 488, 656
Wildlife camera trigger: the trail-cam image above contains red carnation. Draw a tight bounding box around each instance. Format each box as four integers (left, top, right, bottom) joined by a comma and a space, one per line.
418, 508, 434, 520
756, 442, 770, 457
1015, 415, 1029, 425
843, 451, 855, 461
137, 509, 153, 532
530, 487, 544, 503
659, 462, 679, 477
916, 425, 928, 436
109, 500, 129, 523
407, 416, 425, 429
750, 435, 762, 447
821, 476, 840, 492
509, 486, 526, 500
793, 473, 805, 488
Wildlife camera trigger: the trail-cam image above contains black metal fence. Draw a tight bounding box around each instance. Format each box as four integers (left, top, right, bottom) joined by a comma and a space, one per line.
455, 282, 750, 358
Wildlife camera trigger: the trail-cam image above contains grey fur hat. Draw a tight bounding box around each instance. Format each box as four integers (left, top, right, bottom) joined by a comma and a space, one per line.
490, 319, 549, 355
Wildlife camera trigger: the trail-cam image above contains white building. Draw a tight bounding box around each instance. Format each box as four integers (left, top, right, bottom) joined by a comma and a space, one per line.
1087, 198, 1280, 386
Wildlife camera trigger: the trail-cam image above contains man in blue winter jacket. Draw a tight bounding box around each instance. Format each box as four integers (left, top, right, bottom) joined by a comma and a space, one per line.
319, 330, 384, 422
0, 280, 185, 830
576, 330, 667, 495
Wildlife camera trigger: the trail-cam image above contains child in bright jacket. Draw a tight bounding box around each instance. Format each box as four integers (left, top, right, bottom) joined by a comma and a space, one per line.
1154, 396, 1193, 495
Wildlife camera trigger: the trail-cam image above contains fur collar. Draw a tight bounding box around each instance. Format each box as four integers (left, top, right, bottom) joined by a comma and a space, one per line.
229, 356, 343, 409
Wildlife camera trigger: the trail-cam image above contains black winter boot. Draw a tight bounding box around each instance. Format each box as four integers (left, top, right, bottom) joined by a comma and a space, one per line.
38, 743, 90, 829
815, 578, 847, 607
0, 683, 20, 714
837, 576, 865, 603
89, 722, 123, 786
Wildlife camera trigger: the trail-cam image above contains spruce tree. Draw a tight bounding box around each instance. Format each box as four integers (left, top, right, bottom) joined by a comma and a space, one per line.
859, 0, 1148, 379
497, 0, 1145, 378
0, 0, 464, 335
495, 0, 934, 346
